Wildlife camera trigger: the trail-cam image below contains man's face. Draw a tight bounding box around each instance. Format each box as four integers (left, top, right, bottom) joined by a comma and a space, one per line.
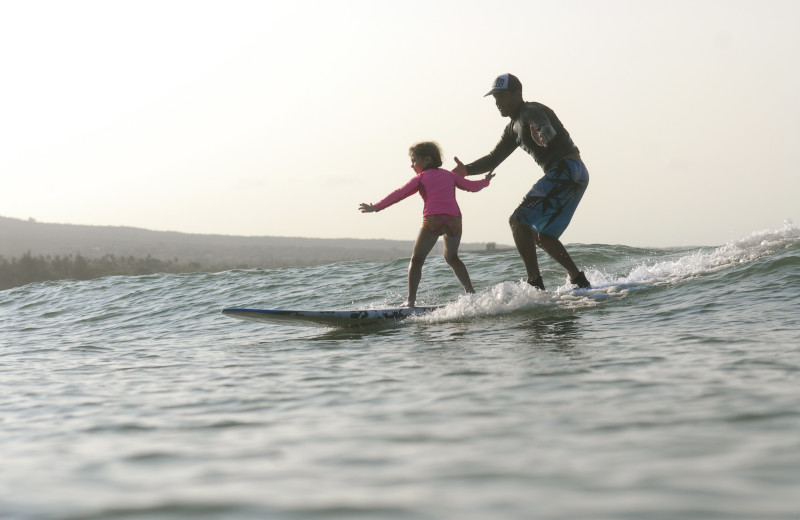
492, 90, 522, 117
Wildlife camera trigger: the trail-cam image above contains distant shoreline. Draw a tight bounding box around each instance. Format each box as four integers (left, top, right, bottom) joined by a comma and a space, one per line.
0, 216, 512, 290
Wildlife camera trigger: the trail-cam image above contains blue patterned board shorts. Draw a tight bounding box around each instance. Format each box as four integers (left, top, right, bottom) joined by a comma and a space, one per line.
511, 158, 589, 239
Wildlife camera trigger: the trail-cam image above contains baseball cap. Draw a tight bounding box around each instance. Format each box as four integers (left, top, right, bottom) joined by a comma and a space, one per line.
484, 73, 523, 97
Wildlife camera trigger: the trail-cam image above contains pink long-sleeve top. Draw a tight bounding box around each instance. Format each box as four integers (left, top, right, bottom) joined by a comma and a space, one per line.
374, 168, 490, 216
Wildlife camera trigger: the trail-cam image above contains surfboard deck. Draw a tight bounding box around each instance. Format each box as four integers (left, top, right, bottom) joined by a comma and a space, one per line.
221, 306, 442, 328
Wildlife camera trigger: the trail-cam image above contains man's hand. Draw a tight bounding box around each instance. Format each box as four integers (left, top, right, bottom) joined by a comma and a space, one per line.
530, 125, 548, 148
452, 156, 468, 177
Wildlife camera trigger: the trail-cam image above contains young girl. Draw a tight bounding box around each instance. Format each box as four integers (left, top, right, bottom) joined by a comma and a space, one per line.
359, 141, 494, 307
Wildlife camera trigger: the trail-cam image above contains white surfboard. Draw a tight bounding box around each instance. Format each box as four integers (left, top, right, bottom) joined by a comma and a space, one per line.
221, 306, 441, 327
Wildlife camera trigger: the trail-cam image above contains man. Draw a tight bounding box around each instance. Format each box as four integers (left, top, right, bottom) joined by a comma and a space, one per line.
453, 73, 591, 291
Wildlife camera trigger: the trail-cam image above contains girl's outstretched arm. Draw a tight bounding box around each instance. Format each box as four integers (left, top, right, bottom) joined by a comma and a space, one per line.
453, 171, 492, 192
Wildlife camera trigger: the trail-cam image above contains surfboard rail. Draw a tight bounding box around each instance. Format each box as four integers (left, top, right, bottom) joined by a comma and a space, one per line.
221, 306, 441, 327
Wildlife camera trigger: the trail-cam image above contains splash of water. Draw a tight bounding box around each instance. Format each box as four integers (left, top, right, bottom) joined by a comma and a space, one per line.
416, 224, 800, 324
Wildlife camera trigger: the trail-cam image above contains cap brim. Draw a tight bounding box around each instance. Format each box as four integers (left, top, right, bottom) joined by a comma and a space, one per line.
484, 89, 502, 97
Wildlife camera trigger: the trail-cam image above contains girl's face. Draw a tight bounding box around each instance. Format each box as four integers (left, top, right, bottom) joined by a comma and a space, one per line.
410, 154, 431, 174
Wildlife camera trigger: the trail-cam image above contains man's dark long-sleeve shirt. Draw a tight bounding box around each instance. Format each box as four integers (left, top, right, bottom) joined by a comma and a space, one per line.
466, 102, 579, 175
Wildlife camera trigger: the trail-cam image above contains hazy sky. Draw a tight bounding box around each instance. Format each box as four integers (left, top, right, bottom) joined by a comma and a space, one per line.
2, 0, 798, 247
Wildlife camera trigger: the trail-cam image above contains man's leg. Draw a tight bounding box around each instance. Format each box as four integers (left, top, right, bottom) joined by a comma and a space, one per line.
509, 216, 544, 289
535, 233, 580, 279
536, 233, 590, 288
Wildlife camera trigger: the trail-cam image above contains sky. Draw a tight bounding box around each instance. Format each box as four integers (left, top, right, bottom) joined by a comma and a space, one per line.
1, 0, 798, 248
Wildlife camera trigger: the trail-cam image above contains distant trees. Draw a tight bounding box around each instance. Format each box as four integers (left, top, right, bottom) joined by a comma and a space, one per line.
0, 252, 205, 290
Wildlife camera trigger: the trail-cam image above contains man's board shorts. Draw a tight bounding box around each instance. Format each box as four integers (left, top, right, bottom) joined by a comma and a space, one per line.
511, 157, 589, 239
423, 214, 462, 237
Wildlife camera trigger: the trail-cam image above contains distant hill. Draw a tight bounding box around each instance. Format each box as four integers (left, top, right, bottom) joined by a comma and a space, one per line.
0, 216, 507, 270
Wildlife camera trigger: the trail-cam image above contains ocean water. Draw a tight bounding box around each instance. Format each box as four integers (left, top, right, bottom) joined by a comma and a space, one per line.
1, 223, 799, 520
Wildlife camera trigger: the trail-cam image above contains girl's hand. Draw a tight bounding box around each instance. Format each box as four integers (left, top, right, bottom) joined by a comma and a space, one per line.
359, 203, 377, 213
485, 171, 495, 181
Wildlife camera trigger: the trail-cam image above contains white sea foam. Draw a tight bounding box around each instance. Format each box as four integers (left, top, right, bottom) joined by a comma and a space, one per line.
416, 223, 800, 324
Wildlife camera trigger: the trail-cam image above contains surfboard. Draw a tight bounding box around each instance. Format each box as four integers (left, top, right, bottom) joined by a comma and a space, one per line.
221, 305, 442, 328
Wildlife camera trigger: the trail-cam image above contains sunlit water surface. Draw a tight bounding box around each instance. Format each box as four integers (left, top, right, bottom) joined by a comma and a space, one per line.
2, 225, 799, 519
